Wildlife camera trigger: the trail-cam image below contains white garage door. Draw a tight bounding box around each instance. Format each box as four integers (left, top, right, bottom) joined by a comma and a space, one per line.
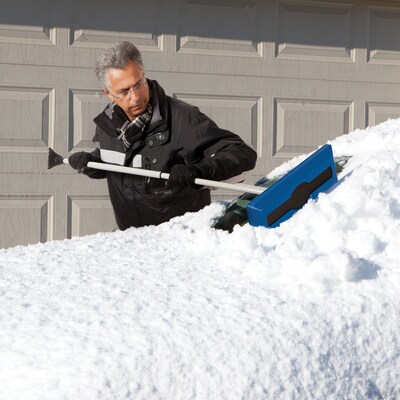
1, 0, 400, 248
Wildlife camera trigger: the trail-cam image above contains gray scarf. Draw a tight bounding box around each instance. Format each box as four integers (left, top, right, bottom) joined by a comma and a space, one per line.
117, 103, 153, 150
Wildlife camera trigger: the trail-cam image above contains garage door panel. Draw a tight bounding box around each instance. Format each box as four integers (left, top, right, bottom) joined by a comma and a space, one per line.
0, 195, 54, 248
276, 1, 355, 62
0, 86, 54, 149
66, 195, 116, 239
0, 24, 56, 46
368, 6, 400, 65
68, 89, 109, 151
68, 0, 164, 45
366, 102, 400, 126
70, 29, 164, 52
273, 98, 354, 156
177, 0, 262, 57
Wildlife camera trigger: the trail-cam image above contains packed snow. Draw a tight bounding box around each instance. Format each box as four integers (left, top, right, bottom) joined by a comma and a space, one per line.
1, 119, 400, 399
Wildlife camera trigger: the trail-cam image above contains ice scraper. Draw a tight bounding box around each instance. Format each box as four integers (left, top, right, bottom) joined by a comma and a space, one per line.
48, 144, 337, 228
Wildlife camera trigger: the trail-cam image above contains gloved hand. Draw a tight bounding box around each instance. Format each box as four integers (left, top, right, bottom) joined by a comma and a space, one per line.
167, 164, 202, 188
68, 152, 105, 179
69, 151, 93, 172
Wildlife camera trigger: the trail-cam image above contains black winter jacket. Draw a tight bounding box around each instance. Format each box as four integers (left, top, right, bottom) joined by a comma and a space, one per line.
90, 80, 257, 230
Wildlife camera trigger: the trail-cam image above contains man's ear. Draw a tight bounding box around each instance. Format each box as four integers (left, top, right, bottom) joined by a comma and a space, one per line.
103, 89, 114, 103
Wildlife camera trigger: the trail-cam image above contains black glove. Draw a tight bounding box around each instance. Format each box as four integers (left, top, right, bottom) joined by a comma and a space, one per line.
68, 152, 105, 179
167, 164, 202, 188
69, 152, 92, 171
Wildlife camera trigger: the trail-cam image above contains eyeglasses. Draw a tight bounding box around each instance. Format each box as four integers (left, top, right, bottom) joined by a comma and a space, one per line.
108, 76, 147, 99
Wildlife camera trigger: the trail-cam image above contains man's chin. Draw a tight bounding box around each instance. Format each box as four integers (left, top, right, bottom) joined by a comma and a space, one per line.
127, 106, 145, 118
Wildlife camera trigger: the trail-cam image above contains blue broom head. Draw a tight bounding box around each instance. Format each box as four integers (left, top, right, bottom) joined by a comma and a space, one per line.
246, 144, 338, 228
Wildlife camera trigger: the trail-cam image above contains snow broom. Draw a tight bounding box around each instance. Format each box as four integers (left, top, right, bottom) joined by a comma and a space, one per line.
48, 144, 337, 228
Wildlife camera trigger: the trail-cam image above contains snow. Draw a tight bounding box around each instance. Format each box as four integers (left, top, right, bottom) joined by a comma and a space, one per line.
1, 119, 400, 399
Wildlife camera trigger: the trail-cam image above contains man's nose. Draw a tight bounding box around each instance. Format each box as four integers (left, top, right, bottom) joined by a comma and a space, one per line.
128, 88, 140, 101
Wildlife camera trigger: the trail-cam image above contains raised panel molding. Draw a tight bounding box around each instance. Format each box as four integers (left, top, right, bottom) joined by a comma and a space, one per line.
173, 93, 262, 154
68, 0, 164, 52
186, 0, 260, 7
69, 30, 163, 51
177, 0, 262, 57
366, 102, 400, 126
0, 24, 56, 45
66, 195, 116, 239
0, 87, 55, 150
68, 89, 109, 151
0, 195, 54, 248
178, 36, 261, 56
274, 98, 353, 156
276, 1, 355, 62
367, 6, 400, 65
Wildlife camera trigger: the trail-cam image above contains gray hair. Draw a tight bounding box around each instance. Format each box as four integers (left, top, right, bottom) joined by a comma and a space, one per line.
95, 41, 144, 90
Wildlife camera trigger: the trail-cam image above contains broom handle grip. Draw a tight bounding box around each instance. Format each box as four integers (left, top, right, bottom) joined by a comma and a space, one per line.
63, 157, 264, 195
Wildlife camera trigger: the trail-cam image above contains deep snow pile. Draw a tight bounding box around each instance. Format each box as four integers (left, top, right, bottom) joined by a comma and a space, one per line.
1, 119, 400, 399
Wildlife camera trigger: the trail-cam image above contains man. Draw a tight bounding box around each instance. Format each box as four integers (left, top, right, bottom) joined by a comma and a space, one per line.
69, 41, 257, 230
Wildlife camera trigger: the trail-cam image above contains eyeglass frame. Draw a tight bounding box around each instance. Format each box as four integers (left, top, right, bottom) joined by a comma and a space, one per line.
107, 75, 148, 99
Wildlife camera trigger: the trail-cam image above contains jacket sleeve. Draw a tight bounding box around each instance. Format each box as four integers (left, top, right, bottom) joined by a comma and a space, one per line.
183, 107, 257, 181
90, 146, 102, 162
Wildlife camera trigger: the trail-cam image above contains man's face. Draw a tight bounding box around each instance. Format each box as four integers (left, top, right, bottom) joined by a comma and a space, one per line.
104, 61, 150, 121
